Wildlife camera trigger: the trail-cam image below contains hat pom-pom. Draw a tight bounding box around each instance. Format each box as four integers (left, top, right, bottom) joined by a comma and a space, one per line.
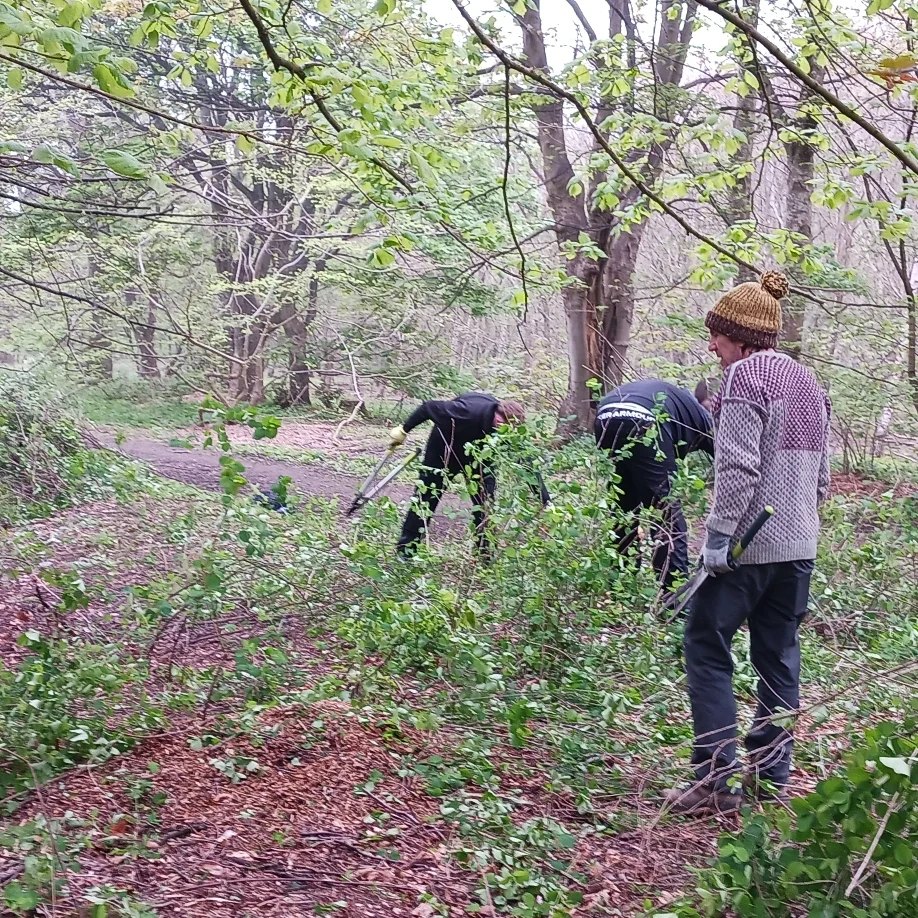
760, 270, 789, 300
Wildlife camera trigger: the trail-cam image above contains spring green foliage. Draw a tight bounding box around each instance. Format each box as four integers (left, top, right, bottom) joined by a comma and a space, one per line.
0, 391, 916, 912
675, 722, 917, 917
0, 630, 161, 799
0, 373, 138, 523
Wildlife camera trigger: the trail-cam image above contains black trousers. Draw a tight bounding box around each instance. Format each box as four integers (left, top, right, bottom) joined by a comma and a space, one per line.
397, 430, 495, 555
594, 415, 688, 589
684, 559, 814, 789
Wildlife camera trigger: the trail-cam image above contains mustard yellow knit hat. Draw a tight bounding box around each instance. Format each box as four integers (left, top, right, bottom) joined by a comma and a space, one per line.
704, 271, 789, 348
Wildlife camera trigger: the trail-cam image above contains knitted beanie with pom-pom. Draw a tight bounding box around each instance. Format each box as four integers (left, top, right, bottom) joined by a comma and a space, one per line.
704, 270, 789, 349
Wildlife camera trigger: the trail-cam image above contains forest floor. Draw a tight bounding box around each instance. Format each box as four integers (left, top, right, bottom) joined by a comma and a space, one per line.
3, 416, 916, 917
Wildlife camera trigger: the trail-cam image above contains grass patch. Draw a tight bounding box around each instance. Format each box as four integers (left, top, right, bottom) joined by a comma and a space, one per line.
79, 386, 198, 432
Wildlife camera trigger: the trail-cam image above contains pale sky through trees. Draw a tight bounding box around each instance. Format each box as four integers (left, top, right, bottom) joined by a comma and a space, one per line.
422, 0, 731, 78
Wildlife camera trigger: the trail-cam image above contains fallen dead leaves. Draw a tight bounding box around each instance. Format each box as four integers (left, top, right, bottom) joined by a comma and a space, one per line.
3, 700, 730, 917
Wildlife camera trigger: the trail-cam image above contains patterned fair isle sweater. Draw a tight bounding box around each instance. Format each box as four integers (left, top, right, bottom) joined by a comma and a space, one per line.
708, 350, 831, 565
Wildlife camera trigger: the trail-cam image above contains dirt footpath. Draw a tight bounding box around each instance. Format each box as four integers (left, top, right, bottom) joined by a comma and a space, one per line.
109, 435, 382, 506
101, 433, 468, 525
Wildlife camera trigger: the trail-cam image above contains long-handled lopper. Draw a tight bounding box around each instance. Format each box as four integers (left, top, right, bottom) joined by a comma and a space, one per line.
664, 506, 775, 621
345, 446, 421, 517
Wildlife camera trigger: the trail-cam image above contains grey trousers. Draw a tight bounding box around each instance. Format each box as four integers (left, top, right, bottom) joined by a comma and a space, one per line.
684, 559, 814, 789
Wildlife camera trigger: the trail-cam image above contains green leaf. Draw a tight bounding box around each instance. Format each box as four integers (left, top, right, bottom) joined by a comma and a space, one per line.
148, 173, 169, 195
0, 139, 28, 154
0, 8, 33, 37
236, 133, 255, 155
93, 62, 135, 99
6, 65, 22, 89
4, 882, 39, 911
32, 144, 79, 175
370, 247, 396, 268
867, 0, 896, 12
879, 756, 912, 777
352, 82, 373, 111
743, 70, 759, 90
318, 0, 332, 13
38, 25, 84, 52
58, 1, 86, 28
101, 149, 147, 179
374, 0, 396, 14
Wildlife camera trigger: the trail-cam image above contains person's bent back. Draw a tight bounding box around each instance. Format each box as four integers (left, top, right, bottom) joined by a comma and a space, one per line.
594, 379, 713, 589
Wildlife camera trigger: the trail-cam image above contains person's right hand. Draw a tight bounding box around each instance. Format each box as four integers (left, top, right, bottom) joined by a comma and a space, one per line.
388, 425, 407, 449
702, 530, 733, 575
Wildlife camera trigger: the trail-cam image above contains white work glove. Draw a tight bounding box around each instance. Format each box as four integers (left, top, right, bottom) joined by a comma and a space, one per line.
702, 529, 733, 575
388, 425, 407, 449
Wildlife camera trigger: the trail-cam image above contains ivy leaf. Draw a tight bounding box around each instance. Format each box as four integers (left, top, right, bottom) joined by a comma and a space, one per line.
101, 149, 147, 179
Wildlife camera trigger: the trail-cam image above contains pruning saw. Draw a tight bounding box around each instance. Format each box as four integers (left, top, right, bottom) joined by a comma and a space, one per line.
664, 506, 775, 621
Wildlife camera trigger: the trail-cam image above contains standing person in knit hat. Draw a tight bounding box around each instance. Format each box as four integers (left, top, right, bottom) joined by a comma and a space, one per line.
663, 271, 831, 815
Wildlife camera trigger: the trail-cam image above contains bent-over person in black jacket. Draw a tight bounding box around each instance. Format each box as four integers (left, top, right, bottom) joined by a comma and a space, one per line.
594, 379, 714, 589
388, 392, 549, 557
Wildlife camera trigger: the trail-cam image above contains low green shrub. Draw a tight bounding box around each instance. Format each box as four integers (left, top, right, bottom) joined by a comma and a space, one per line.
674, 719, 917, 917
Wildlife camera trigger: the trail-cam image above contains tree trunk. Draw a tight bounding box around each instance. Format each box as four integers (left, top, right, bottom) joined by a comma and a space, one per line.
598, 229, 643, 384
782, 70, 823, 358
520, 4, 599, 431
517, 0, 695, 432
87, 256, 113, 380
726, 0, 759, 284
126, 289, 161, 380
244, 329, 266, 404
782, 135, 813, 357
227, 326, 245, 402
558, 284, 597, 432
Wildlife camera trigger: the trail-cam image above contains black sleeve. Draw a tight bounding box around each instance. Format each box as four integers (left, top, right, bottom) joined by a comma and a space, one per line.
402, 400, 440, 433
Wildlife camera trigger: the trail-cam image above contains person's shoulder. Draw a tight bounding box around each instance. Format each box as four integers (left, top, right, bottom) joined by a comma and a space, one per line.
456, 392, 498, 410
723, 355, 768, 400
661, 379, 703, 406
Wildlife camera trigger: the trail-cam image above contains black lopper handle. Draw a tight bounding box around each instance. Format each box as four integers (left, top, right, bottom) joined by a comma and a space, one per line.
730, 506, 775, 561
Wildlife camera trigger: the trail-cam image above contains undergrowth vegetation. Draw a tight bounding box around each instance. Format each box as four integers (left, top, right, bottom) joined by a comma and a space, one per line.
0, 374, 139, 524
0, 392, 914, 915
